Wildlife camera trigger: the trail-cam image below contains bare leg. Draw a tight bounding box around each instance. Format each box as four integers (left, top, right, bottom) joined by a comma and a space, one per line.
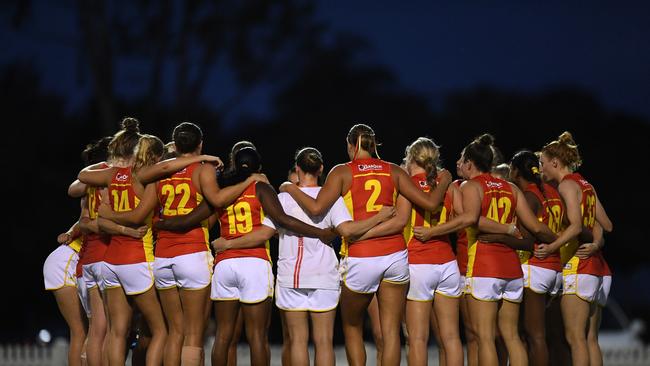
376, 281, 407, 366
406, 300, 431, 366
366, 294, 383, 366
180, 287, 210, 365
158, 287, 183, 366
241, 299, 272, 366
497, 300, 527, 366
283, 310, 310, 366
54, 286, 88, 366
310, 310, 336, 366
105, 287, 133, 366
587, 304, 603, 366
213, 301, 240, 366
226, 308, 243, 366
467, 295, 498, 366
280, 310, 292, 366
460, 294, 478, 366
522, 289, 548, 366
85, 287, 107, 366
561, 294, 590, 366
132, 287, 167, 366
434, 295, 463, 366
341, 286, 374, 366
546, 296, 570, 365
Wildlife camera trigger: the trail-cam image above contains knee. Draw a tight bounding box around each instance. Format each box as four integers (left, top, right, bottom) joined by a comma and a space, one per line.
311, 332, 332, 348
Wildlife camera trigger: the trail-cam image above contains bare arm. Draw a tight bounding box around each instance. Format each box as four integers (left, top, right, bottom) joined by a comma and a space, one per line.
478, 225, 534, 251
336, 205, 396, 242
280, 164, 348, 216
594, 190, 613, 232
257, 182, 337, 243
68, 180, 87, 198
211, 226, 276, 253
154, 200, 215, 232
512, 185, 557, 243
97, 217, 147, 238
199, 164, 268, 208
394, 167, 452, 212
576, 221, 605, 259
98, 183, 158, 225
413, 180, 482, 241
78, 165, 116, 187
353, 195, 411, 242
137, 155, 223, 184
535, 180, 582, 259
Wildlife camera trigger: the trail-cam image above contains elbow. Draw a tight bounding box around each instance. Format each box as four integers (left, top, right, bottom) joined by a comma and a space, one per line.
602, 222, 613, 233
459, 215, 477, 228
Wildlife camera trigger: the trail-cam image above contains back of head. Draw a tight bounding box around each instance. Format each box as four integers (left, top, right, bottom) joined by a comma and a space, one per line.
82, 136, 112, 165
295, 147, 323, 176
491, 163, 511, 181
405, 137, 440, 187
172, 122, 202, 154
541, 131, 582, 171
161, 141, 177, 160
229, 140, 256, 165
510, 150, 542, 185
347, 123, 379, 158
133, 134, 164, 172
108, 117, 142, 160
219, 146, 261, 187
462, 133, 495, 173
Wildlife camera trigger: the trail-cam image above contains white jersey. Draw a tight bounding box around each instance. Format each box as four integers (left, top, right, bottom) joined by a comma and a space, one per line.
263, 187, 351, 290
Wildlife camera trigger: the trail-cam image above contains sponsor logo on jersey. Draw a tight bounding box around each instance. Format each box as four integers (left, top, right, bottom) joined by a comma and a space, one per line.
486, 181, 503, 188
419, 180, 429, 188
358, 164, 383, 171
116, 172, 129, 182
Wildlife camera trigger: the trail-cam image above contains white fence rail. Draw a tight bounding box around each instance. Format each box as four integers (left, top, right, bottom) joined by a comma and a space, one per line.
2, 338, 650, 365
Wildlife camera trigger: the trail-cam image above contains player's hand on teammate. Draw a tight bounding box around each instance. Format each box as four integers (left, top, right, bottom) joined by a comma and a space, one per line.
251, 173, 270, 184
477, 233, 503, 243
97, 202, 112, 218
377, 205, 396, 222
413, 226, 436, 242
211, 237, 231, 253
534, 243, 551, 259
437, 169, 453, 188
278, 181, 295, 193
576, 243, 599, 259
319, 228, 338, 245
199, 155, 224, 170
57, 232, 73, 245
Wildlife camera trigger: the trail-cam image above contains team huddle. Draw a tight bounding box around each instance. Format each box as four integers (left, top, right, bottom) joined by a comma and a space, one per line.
43, 119, 612, 366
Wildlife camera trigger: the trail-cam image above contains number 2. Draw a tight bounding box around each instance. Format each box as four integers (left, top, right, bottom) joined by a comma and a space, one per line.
365, 179, 382, 212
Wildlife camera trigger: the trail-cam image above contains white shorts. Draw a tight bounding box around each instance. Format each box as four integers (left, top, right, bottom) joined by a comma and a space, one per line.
275, 284, 340, 312
82, 262, 106, 291
43, 245, 79, 290
342, 250, 409, 294
522, 264, 561, 295
460, 275, 468, 294
466, 277, 524, 302
154, 251, 213, 290
550, 271, 564, 297
596, 275, 612, 307
103, 262, 155, 295
407, 260, 462, 301
76, 276, 91, 318
562, 273, 602, 303
211, 257, 274, 303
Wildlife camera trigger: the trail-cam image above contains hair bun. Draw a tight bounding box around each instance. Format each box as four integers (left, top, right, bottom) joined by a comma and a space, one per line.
477, 133, 495, 146
558, 131, 576, 146
121, 117, 140, 133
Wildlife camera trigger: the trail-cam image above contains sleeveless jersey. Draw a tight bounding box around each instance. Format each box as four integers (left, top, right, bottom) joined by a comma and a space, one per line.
466, 174, 522, 279
81, 183, 111, 265
216, 182, 270, 265
453, 180, 469, 275
561, 173, 610, 276
341, 158, 405, 258
404, 173, 456, 264
155, 163, 210, 258
103, 167, 155, 265
518, 183, 563, 271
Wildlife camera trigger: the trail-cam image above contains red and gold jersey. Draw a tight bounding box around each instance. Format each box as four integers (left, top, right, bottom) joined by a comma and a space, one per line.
81, 183, 111, 265
518, 183, 563, 271
453, 180, 469, 275
466, 174, 522, 279
341, 158, 405, 258
561, 173, 610, 276
404, 173, 455, 264
155, 163, 210, 258
216, 182, 270, 264
103, 167, 154, 265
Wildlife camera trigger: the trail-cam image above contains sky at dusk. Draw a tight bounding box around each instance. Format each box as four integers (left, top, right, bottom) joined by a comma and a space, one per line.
2, 1, 649, 124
